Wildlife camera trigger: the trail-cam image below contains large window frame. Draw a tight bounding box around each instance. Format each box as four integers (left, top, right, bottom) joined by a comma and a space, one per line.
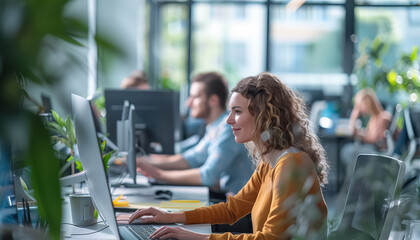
146, 0, 420, 88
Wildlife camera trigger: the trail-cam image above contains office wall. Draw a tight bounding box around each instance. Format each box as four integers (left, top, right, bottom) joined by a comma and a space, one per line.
24, 0, 91, 117
96, 0, 145, 89
25, 0, 145, 116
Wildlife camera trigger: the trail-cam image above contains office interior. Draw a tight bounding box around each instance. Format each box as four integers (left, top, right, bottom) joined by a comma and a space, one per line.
1, 0, 420, 239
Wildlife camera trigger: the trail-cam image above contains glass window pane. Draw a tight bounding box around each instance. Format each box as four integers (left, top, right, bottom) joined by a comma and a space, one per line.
192, 4, 266, 87
159, 4, 188, 90
355, 0, 420, 5
272, 0, 345, 3
354, 7, 420, 91
270, 5, 345, 74
193, 0, 266, 2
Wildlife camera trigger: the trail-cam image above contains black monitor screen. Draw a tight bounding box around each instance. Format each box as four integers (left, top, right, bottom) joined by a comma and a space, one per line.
0, 143, 16, 225
104, 89, 180, 155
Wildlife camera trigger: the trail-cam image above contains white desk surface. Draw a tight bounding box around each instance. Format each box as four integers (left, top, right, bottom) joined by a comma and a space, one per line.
61, 176, 211, 239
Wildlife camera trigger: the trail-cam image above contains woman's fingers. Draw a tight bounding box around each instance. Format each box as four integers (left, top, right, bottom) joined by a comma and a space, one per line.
149, 226, 173, 239
128, 207, 157, 224
149, 226, 208, 240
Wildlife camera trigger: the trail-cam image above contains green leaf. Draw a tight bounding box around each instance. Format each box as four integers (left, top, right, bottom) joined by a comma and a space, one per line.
410, 46, 418, 62
74, 160, 84, 172
101, 140, 106, 153
45, 122, 67, 137
52, 110, 66, 127
387, 70, 397, 86
66, 116, 76, 148
20, 177, 29, 191
26, 114, 61, 240
66, 155, 74, 163
102, 150, 115, 172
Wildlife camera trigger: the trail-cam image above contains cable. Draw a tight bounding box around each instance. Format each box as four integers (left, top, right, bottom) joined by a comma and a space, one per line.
70, 226, 110, 236
111, 171, 129, 194
61, 220, 104, 227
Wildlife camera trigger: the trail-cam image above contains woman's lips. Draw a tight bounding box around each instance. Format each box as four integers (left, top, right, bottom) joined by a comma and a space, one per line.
232, 128, 240, 134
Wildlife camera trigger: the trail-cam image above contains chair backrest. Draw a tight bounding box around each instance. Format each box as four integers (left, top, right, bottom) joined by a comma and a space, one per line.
405, 105, 420, 141
384, 104, 403, 155
402, 105, 420, 168
328, 154, 405, 240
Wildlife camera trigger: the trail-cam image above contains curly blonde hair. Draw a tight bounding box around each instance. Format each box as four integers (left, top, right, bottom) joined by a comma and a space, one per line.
231, 72, 329, 185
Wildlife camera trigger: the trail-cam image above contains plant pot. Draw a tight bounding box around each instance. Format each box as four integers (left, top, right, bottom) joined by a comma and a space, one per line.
69, 193, 97, 226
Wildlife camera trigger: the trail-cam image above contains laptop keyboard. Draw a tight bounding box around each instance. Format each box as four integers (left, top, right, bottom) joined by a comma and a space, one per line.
126, 225, 158, 240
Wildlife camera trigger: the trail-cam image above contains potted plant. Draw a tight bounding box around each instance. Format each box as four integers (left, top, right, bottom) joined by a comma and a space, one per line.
43, 110, 115, 224
353, 36, 419, 104
0, 0, 119, 238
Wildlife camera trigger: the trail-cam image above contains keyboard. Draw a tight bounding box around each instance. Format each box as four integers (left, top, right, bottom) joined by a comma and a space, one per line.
126, 225, 158, 239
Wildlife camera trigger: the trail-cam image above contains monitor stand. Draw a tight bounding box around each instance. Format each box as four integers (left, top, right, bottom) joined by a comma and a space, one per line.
110, 173, 151, 188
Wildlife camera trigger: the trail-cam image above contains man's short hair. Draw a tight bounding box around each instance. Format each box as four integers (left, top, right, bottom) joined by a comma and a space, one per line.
192, 72, 228, 110
121, 70, 149, 89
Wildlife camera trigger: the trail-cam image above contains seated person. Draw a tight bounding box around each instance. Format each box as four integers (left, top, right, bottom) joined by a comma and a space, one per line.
128, 72, 329, 239
341, 88, 392, 165
349, 88, 392, 146
120, 70, 150, 90
136, 72, 254, 199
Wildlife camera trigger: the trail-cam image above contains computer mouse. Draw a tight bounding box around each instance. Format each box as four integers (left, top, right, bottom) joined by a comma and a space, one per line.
155, 190, 173, 200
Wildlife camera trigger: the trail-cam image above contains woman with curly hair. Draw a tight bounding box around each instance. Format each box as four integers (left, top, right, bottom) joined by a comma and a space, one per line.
127, 72, 329, 240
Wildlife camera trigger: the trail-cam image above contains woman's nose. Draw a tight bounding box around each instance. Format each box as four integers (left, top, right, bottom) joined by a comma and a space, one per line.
226, 113, 234, 125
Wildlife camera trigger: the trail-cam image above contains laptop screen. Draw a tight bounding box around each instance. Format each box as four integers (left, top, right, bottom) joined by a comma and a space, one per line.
72, 93, 121, 238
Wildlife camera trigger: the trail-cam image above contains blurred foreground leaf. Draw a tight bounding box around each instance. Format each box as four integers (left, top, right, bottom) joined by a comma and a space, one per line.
25, 113, 62, 240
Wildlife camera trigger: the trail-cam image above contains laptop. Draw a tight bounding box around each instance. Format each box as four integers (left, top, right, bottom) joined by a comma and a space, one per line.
72, 93, 182, 239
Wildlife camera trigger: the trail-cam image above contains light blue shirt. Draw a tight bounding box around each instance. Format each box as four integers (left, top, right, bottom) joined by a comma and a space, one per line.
182, 111, 254, 194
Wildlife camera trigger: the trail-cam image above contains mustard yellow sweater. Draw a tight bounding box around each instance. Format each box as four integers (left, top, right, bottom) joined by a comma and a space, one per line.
184, 152, 328, 240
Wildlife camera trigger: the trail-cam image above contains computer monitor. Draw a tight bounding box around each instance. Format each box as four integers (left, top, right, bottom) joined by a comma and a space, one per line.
41, 94, 52, 113
0, 143, 16, 225
2, 143, 40, 228
71, 93, 120, 238
85, 99, 137, 186
126, 104, 137, 185
117, 100, 130, 151
105, 89, 181, 155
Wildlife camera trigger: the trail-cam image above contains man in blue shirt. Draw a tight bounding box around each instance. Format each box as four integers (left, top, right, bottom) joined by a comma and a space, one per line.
136, 72, 253, 196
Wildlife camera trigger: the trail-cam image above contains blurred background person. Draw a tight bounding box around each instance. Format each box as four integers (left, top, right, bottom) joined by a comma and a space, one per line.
120, 70, 150, 90
136, 72, 254, 201
340, 87, 392, 192
349, 88, 392, 146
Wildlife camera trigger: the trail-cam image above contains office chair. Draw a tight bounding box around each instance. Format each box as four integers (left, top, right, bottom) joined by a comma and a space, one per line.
328, 154, 405, 240
384, 104, 403, 156
402, 105, 420, 168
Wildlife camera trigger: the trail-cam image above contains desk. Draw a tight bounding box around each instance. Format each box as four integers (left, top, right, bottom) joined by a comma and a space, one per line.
319, 133, 353, 192
61, 179, 212, 239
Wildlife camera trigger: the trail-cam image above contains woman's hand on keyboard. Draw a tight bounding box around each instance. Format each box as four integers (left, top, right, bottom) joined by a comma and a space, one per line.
150, 226, 210, 240
128, 207, 186, 224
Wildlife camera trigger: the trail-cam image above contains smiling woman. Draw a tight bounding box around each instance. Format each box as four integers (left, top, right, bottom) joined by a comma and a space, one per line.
226, 93, 255, 144
128, 72, 330, 240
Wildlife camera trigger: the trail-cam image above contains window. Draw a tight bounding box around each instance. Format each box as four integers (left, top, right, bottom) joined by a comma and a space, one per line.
192, 4, 265, 87
158, 4, 188, 90
146, 0, 420, 93
270, 5, 345, 73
